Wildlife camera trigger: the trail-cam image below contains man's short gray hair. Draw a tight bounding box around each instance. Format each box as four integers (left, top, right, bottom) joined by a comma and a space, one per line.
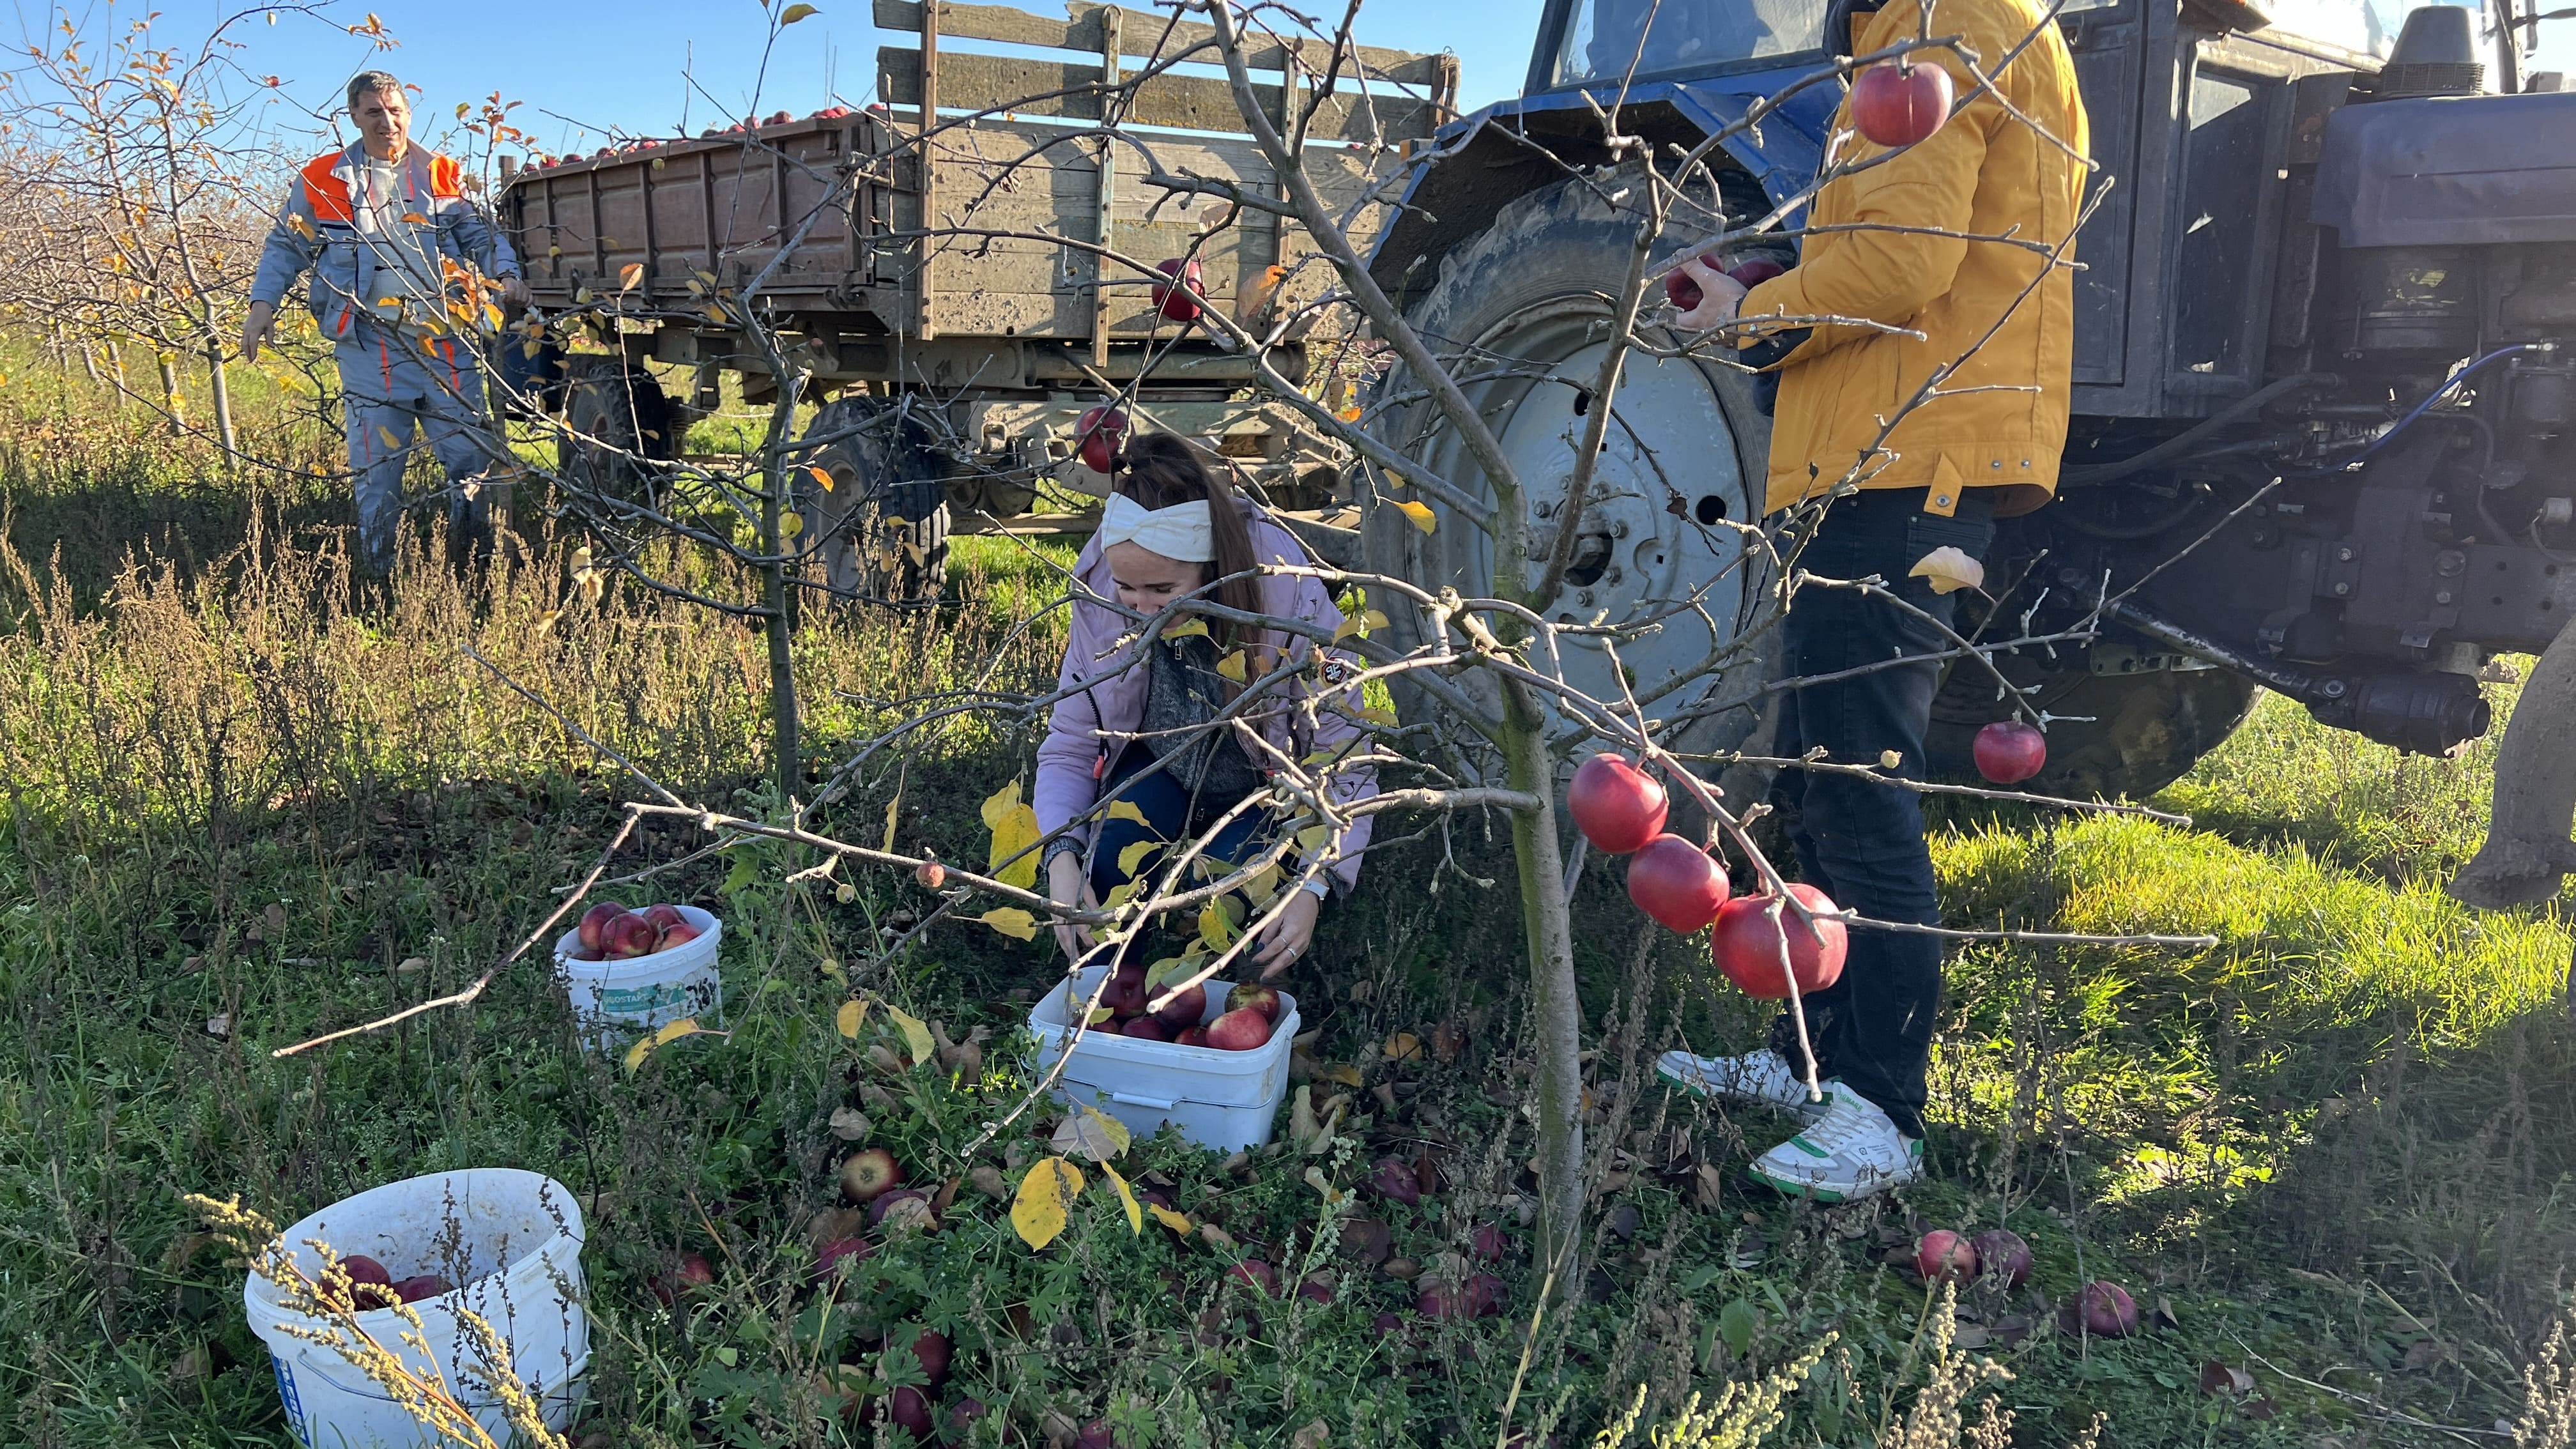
346, 71, 404, 117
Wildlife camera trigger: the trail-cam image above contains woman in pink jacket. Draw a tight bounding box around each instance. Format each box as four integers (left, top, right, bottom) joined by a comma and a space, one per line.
1035, 433, 1377, 981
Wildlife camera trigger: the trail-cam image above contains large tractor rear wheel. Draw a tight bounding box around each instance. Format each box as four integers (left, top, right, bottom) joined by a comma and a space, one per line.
796, 394, 950, 608
1365, 164, 1786, 757
558, 358, 676, 506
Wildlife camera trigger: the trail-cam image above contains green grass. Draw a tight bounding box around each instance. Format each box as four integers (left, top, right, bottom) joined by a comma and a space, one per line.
3, 364, 2574, 1448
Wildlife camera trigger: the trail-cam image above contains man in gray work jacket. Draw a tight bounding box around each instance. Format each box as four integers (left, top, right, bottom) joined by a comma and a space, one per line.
242, 70, 528, 574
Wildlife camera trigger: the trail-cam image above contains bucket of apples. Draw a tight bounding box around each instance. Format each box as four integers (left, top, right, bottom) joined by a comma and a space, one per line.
1029, 962, 1300, 1153
554, 900, 723, 1051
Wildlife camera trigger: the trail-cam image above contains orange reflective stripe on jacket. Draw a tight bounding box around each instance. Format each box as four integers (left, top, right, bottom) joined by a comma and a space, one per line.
298, 148, 466, 224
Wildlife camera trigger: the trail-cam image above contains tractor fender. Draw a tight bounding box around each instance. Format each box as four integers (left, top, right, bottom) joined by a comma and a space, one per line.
1365, 80, 1834, 313
2450, 624, 2576, 910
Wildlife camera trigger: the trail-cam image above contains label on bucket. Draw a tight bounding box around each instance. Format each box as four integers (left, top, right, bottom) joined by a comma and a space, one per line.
596, 979, 717, 1016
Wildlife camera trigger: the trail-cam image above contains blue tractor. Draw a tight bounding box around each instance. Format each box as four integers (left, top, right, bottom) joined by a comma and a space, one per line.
1359, 0, 2576, 879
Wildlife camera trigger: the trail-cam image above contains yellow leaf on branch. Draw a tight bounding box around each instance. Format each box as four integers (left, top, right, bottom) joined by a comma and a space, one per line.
1216, 650, 1248, 683
809, 463, 834, 494
1394, 500, 1436, 535
1908, 546, 1985, 595
979, 907, 1038, 940
618, 263, 644, 291
1010, 1156, 1083, 1250
1332, 608, 1389, 642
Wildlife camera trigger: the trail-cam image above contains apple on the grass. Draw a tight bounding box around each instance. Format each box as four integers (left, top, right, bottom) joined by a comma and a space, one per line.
1914, 1229, 1979, 1285
1626, 834, 1730, 933
1710, 884, 1848, 998
1567, 754, 1668, 854
1971, 1228, 2033, 1289
2075, 1279, 2138, 1337
1851, 59, 1955, 149
1972, 719, 2048, 785
839, 1147, 903, 1204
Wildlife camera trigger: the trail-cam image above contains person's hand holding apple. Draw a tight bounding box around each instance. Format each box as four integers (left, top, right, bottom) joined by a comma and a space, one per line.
1670, 256, 1749, 333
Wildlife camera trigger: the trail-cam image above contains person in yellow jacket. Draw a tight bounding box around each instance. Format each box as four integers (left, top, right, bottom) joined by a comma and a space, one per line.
1654, 0, 2089, 1201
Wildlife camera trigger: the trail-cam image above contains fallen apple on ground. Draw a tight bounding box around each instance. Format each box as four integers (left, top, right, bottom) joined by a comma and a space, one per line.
1914, 1229, 1979, 1285
1971, 1228, 2033, 1289
839, 1147, 903, 1204
2076, 1279, 2139, 1337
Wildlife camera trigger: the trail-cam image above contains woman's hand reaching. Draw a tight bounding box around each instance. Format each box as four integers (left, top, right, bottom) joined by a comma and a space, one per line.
1047, 852, 1100, 966
1252, 887, 1320, 980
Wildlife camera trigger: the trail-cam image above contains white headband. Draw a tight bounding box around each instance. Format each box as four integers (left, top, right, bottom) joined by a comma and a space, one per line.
1098, 492, 1216, 562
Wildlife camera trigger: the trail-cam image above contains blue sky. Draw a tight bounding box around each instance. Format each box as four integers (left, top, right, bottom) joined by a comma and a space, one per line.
16, 0, 2571, 162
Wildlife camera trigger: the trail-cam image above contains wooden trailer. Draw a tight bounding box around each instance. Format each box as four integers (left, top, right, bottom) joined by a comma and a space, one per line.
498, 0, 1458, 601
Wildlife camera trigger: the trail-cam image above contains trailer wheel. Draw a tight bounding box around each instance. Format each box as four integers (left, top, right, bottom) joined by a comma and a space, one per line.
1365, 162, 1786, 756
558, 360, 675, 505
797, 394, 949, 607
1925, 632, 2260, 801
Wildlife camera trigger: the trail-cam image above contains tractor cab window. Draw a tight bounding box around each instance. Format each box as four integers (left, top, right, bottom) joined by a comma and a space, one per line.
1551, 0, 1833, 84
2258, 0, 2466, 57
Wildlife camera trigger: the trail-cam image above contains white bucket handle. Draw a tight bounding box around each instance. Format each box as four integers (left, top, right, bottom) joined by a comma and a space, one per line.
1108, 1089, 1177, 1110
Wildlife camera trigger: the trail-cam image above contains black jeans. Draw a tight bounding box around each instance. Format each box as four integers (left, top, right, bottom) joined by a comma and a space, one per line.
1766, 487, 1995, 1138
1084, 744, 1275, 970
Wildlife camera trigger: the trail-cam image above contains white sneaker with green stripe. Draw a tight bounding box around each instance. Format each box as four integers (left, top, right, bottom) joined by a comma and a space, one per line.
1655, 1048, 1833, 1121
1745, 1084, 1924, 1202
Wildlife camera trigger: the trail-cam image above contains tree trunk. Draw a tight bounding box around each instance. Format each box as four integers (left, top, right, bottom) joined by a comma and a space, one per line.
1501, 680, 1586, 1287
105, 340, 128, 407
206, 342, 237, 462
155, 350, 185, 434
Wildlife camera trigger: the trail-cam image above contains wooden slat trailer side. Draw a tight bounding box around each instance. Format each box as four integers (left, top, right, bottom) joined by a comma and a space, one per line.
498, 1, 1457, 601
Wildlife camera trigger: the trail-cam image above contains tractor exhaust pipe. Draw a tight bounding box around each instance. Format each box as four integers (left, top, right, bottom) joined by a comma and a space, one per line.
2451, 622, 2576, 910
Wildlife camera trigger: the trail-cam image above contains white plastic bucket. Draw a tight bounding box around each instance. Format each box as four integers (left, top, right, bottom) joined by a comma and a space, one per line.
1029, 967, 1301, 1153
243, 1169, 589, 1448
553, 905, 723, 1050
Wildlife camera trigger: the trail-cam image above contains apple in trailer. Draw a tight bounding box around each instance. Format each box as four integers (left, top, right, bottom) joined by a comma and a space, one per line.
1076, 405, 1128, 474
1625, 834, 1730, 932
1850, 59, 1955, 148
1567, 754, 1668, 854
1710, 884, 1848, 997
1972, 719, 2048, 785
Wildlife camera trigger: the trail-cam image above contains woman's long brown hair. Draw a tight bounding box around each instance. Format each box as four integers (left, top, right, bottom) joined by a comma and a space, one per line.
1116, 432, 1268, 653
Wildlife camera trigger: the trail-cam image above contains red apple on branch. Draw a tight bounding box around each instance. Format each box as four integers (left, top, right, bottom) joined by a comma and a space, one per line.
1567, 754, 1668, 854
1151, 257, 1205, 323
1076, 404, 1127, 475
1710, 884, 1848, 999
1851, 59, 1955, 148
1626, 834, 1731, 933
1972, 719, 2048, 785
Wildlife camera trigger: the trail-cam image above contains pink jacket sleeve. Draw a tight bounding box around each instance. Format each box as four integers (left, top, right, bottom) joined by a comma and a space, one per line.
1030, 519, 1379, 893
